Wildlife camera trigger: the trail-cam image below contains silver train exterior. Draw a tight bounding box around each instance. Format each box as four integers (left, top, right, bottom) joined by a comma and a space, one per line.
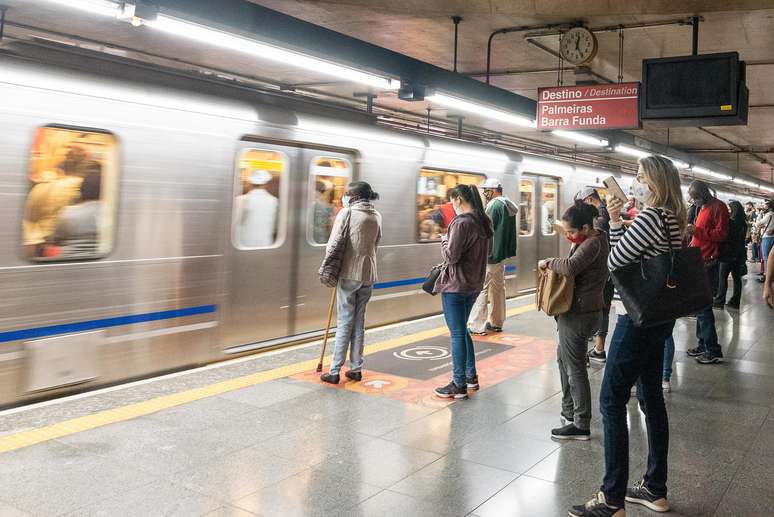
0, 47, 597, 406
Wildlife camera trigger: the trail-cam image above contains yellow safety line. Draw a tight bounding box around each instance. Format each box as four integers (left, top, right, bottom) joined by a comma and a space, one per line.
0, 303, 535, 454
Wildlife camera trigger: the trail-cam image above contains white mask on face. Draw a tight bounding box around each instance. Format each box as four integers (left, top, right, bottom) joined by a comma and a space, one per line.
631, 179, 653, 206
452, 199, 463, 216
341, 195, 351, 208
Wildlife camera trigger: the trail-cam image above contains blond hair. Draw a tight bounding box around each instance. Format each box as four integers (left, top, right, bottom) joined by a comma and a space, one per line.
638, 155, 687, 234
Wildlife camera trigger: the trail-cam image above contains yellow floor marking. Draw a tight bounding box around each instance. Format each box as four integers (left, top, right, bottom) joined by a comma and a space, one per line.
0, 303, 535, 455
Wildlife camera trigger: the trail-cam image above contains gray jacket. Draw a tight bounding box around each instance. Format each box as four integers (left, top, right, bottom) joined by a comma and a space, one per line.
327, 201, 382, 285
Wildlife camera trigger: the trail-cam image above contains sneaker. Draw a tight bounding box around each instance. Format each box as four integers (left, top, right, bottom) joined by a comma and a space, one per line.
560, 412, 573, 426
686, 347, 704, 357
320, 372, 340, 384
625, 479, 670, 512
466, 375, 480, 391
588, 348, 607, 364
468, 328, 488, 336
345, 370, 362, 382
569, 491, 625, 517
696, 354, 723, 364
485, 322, 503, 333
551, 423, 590, 441
662, 380, 671, 392
434, 381, 468, 399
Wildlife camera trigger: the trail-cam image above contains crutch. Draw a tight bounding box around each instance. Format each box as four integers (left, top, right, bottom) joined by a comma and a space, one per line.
316, 289, 337, 372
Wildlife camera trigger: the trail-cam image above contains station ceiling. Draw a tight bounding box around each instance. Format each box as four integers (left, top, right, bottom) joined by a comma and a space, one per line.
3, 0, 774, 194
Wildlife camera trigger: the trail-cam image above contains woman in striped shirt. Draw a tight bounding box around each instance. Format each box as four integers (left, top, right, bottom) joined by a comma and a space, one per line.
571, 156, 687, 517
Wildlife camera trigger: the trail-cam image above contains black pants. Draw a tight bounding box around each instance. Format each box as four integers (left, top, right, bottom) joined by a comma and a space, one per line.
696, 261, 722, 358
714, 260, 742, 307
600, 314, 675, 507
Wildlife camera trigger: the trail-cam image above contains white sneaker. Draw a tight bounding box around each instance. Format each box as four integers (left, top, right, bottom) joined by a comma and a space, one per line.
662, 380, 671, 393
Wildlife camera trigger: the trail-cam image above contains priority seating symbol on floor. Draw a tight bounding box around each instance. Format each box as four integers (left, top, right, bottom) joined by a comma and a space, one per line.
394, 346, 450, 361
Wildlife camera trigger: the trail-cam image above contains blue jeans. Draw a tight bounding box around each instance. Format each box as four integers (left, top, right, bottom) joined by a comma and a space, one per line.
442, 292, 479, 387
600, 314, 674, 507
663, 335, 675, 381
762, 236, 774, 268
696, 261, 722, 358
330, 279, 373, 375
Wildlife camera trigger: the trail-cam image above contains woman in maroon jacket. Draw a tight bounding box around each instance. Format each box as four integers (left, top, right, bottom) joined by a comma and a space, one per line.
433, 184, 493, 400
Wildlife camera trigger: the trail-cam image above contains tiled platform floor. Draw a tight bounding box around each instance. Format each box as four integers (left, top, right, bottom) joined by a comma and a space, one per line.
0, 281, 773, 517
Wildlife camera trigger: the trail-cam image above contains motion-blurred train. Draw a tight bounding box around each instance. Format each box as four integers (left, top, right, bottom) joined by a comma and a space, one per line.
1, 43, 614, 406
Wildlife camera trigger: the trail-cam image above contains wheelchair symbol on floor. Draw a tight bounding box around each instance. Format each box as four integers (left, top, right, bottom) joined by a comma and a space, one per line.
394, 346, 450, 361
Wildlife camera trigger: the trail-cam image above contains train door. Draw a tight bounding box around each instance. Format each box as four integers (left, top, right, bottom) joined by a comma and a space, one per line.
516, 175, 560, 291
222, 142, 298, 350
292, 149, 355, 336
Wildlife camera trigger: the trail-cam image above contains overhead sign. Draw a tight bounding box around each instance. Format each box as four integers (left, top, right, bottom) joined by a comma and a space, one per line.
537, 82, 640, 130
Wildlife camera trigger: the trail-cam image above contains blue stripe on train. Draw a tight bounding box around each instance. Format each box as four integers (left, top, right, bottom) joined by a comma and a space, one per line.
0, 305, 217, 344
0, 267, 519, 343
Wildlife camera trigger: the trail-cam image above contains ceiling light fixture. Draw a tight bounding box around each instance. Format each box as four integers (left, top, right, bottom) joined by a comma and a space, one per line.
552, 130, 608, 147
426, 93, 535, 128
43, 0, 121, 17
143, 15, 400, 90
760, 186, 774, 193
661, 155, 689, 169
614, 145, 651, 159
692, 166, 732, 181
732, 177, 760, 188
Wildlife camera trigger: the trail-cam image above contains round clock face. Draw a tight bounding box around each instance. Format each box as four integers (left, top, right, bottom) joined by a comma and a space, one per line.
560, 27, 598, 65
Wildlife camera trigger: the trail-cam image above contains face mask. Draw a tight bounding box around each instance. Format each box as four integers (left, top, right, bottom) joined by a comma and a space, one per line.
631, 179, 652, 206
567, 233, 588, 245
341, 195, 351, 207
453, 202, 464, 216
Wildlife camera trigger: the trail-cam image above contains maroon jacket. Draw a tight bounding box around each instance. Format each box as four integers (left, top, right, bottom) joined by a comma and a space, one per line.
434, 213, 490, 294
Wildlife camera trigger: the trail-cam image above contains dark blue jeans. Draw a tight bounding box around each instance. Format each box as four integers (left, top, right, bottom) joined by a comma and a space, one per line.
696, 261, 722, 358
442, 292, 479, 387
600, 314, 674, 507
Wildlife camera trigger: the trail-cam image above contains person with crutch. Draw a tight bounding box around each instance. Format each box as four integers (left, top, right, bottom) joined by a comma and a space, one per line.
318, 181, 382, 384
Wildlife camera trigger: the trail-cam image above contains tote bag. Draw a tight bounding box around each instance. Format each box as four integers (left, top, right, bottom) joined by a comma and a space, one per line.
611, 209, 712, 327
536, 268, 575, 316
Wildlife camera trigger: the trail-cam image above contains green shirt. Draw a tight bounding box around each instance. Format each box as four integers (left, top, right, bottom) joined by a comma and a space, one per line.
487, 196, 518, 264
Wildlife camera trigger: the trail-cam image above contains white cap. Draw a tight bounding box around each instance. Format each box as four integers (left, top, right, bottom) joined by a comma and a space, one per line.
575, 186, 599, 201
482, 178, 502, 189
248, 170, 272, 185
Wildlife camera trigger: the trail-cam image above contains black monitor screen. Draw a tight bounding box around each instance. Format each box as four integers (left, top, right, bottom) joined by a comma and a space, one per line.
645, 56, 735, 109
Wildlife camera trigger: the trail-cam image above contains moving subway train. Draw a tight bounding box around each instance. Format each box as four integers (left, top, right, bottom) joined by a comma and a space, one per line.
1, 45, 606, 406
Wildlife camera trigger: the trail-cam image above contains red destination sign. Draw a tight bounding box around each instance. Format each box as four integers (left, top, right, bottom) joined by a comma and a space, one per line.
537, 82, 640, 130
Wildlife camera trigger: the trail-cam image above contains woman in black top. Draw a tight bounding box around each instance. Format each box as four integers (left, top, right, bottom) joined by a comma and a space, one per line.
714, 201, 748, 310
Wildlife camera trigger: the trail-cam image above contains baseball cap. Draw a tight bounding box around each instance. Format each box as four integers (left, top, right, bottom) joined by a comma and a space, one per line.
575, 186, 599, 201
482, 178, 502, 189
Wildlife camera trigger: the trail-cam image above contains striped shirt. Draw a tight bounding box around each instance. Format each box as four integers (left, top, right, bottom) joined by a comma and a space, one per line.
608, 207, 683, 309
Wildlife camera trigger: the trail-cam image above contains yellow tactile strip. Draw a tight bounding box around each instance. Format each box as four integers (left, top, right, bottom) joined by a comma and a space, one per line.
0, 304, 536, 454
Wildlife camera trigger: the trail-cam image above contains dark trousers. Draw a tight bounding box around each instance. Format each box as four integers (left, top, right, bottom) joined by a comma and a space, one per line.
600, 314, 674, 507
714, 260, 742, 307
696, 261, 722, 358
556, 311, 599, 430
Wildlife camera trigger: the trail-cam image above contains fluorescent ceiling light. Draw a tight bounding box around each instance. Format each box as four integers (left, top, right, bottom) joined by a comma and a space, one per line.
661, 155, 689, 169
732, 177, 760, 188
44, 0, 121, 17
426, 93, 535, 128
552, 130, 608, 147
761, 186, 774, 193
614, 145, 651, 159
145, 15, 400, 90
692, 166, 732, 181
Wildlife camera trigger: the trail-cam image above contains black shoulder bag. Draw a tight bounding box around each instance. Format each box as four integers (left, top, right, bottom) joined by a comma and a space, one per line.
610, 210, 712, 328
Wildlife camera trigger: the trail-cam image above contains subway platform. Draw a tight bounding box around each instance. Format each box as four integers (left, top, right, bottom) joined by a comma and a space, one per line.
0, 284, 772, 517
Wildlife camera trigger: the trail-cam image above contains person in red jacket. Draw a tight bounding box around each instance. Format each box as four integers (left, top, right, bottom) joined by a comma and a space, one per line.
686, 180, 729, 364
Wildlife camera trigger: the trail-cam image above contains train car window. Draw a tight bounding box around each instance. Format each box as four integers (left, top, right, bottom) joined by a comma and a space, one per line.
416, 168, 484, 242
519, 179, 535, 236
232, 149, 286, 249
541, 182, 558, 236
308, 156, 351, 245
22, 126, 119, 261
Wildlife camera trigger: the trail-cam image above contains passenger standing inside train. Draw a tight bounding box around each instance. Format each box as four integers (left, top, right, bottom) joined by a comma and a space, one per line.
576, 187, 612, 365
312, 180, 334, 244
685, 180, 728, 364
539, 200, 609, 441
469, 178, 517, 335
434, 185, 492, 399
570, 155, 685, 517
51, 161, 102, 258
233, 170, 279, 248
714, 201, 748, 310
320, 181, 382, 384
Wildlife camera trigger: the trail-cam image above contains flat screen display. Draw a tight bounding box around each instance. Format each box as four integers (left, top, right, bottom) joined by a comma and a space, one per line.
643, 53, 738, 110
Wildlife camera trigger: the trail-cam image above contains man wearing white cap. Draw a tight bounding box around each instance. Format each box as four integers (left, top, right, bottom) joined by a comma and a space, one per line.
469, 178, 518, 334
233, 170, 279, 248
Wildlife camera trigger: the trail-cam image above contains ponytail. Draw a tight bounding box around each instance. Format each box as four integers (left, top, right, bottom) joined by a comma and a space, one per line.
451, 184, 494, 238
562, 199, 598, 230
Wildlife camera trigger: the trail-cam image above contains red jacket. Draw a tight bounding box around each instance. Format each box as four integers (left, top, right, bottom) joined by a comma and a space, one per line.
690, 197, 729, 262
